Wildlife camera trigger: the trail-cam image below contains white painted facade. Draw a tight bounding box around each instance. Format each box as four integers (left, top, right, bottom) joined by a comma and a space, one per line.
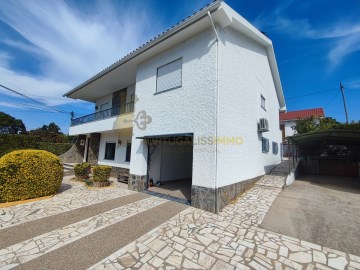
65, 1, 286, 193
283, 121, 297, 137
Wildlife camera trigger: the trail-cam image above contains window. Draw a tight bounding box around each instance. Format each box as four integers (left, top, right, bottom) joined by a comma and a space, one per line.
261, 95, 266, 110
272, 142, 279, 155
125, 141, 131, 162
104, 142, 116, 160
156, 58, 182, 93
262, 137, 269, 153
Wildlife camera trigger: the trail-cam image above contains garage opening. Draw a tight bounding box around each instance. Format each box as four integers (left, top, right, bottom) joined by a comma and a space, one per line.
137, 133, 193, 204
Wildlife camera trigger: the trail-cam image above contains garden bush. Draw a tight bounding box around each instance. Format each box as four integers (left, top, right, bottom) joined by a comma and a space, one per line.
36, 142, 73, 156
0, 150, 63, 203
74, 163, 91, 179
92, 165, 112, 182
0, 135, 73, 157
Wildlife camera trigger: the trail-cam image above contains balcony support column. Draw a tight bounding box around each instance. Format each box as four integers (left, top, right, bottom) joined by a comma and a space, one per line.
88, 133, 101, 165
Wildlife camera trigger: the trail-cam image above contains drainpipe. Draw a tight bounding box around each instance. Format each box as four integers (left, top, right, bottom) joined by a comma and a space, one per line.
207, 11, 220, 213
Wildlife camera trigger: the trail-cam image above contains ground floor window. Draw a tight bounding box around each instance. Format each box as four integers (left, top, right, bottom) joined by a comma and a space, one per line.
125, 141, 131, 162
262, 137, 269, 153
272, 142, 279, 154
104, 142, 116, 160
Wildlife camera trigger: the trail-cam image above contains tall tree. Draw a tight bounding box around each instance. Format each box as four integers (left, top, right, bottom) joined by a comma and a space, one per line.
0, 112, 27, 134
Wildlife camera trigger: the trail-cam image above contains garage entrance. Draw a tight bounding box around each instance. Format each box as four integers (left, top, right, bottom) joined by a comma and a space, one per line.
137, 133, 193, 203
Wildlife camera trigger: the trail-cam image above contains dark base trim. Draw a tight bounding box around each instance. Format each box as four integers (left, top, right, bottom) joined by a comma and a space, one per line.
191, 176, 263, 213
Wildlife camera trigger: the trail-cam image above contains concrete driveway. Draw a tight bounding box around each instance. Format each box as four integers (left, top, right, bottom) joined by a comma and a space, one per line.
260, 174, 360, 255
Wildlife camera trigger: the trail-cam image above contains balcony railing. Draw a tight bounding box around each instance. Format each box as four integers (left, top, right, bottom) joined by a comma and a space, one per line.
71, 102, 134, 126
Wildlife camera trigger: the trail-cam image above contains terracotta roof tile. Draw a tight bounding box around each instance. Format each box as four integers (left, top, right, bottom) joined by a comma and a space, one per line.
280, 108, 325, 121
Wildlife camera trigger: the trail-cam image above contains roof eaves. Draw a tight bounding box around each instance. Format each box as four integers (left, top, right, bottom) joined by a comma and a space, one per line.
63, 0, 222, 98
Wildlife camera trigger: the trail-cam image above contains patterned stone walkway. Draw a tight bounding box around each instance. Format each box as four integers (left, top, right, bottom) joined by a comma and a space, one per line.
0, 176, 135, 229
1, 168, 359, 270
0, 197, 167, 269
89, 175, 360, 270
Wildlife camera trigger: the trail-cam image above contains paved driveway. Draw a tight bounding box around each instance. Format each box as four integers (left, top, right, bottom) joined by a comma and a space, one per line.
261, 175, 360, 256
0, 174, 359, 270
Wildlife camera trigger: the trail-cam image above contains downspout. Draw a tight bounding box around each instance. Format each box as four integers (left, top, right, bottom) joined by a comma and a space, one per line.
207, 11, 220, 213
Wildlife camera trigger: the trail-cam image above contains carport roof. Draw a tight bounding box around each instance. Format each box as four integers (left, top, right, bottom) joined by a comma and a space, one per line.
288, 130, 360, 146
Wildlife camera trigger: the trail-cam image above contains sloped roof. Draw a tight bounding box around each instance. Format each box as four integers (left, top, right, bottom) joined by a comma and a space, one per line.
280, 108, 325, 121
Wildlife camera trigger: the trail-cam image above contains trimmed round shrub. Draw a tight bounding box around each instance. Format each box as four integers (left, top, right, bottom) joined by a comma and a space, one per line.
74, 163, 91, 179
92, 165, 112, 182
0, 150, 63, 203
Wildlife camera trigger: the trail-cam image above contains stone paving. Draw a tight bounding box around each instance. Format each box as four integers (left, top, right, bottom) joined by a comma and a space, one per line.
89, 176, 360, 270
1, 167, 359, 270
0, 176, 135, 229
0, 197, 167, 270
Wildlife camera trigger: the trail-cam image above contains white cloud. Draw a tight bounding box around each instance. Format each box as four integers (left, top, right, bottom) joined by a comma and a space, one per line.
0, 0, 160, 105
253, 4, 360, 67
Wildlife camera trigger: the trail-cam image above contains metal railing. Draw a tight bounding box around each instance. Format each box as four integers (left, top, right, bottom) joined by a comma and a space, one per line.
71, 102, 134, 126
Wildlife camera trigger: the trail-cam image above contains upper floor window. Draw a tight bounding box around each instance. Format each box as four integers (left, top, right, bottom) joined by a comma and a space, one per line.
156, 58, 182, 93
261, 95, 266, 110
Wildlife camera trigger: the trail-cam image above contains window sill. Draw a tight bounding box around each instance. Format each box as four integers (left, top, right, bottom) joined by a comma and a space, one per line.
154, 86, 182, 95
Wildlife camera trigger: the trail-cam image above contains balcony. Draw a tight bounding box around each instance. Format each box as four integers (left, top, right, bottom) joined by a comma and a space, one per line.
71, 102, 134, 126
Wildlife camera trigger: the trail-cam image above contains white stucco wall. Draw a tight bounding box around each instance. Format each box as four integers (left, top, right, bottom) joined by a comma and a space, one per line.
96, 94, 112, 111
216, 26, 282, 187
98, 130, 132, 168
283, 121, 296, 137
130, 28, 218, 188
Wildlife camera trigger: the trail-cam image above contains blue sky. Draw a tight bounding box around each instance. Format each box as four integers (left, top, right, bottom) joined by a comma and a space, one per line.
0, 0, 359, 133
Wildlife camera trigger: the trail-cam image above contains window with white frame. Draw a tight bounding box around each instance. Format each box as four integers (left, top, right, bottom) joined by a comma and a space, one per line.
261, 95, 266, 110
262, 137, 269, 153
125, 141, 131, 162
104, 142, 116, 160
272, 142, 279, 155
156, 58, 182, 93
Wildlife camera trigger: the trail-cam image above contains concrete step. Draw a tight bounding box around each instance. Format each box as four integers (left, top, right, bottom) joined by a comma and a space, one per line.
63, 163, 76, 176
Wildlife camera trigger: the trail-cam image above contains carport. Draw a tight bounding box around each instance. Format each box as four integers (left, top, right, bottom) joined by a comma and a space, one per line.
261, 130, 360, 254
136, 133, 193, 203
288, 130, 360, 177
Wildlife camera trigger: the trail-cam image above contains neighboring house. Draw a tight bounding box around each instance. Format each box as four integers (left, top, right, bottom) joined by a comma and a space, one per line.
64, 0, 286, 212
280, 108, 325, 156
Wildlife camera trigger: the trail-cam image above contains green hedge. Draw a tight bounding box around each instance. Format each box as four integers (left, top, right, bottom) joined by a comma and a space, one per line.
36, 142, 72, 156
0, 135, 72, 157
0, 150, 63, 202
92, 165, 112, 182
74, 163, 91, 177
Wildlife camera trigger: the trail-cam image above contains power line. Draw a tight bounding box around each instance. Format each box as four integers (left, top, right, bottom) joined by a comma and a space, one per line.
0, 83, 70, 114
324, 91, 340, 108
286, 88, 337, 100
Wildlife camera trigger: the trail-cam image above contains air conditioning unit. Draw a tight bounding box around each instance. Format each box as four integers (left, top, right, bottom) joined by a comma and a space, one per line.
258, 118, 269, 132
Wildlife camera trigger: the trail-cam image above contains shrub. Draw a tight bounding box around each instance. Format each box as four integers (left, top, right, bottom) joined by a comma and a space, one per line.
92, 165, 112, 182
36, 142, 73, 156
0, 150, 63, 203
0, 135, 73, 157
84, 179, 93, 186
74, 163, 91, 178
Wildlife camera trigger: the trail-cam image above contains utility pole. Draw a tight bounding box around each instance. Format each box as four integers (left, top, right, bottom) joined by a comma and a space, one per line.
340, 82, 349, 124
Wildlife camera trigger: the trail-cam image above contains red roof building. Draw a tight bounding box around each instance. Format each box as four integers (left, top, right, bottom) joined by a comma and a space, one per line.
280, 108, 325, 122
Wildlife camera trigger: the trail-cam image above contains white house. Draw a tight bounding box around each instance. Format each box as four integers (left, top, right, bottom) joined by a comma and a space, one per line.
64, 0, 286, 212
280, 108, 325, 156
